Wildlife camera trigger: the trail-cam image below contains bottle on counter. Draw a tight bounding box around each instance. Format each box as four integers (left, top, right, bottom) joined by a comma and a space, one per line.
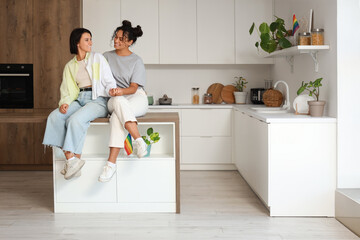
203, 93, 213, 104
192, 87, 199, 104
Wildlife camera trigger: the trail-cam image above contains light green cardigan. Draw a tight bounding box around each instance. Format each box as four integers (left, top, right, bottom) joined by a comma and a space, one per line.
59, 52, 116, 107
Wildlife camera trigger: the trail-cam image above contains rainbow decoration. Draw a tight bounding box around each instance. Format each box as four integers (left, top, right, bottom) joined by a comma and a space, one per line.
124, 133, 133, 155
292, 14, 299, 36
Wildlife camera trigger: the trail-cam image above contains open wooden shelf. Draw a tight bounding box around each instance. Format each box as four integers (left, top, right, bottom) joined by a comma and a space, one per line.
264, 45, 330, 72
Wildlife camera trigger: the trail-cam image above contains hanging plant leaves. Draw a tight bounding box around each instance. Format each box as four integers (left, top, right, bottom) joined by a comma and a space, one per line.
278, 37, 292, 49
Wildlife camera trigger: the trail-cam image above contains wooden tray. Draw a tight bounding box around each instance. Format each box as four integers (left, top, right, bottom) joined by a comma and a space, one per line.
221, 85, 236, 104
207, 83, 224, 104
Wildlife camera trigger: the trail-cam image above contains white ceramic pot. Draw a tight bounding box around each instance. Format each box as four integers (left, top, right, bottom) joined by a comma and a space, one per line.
234, 91, 247, 104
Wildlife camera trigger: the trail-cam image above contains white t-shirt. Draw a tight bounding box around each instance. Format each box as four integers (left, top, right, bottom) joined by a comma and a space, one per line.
103, 51, 146, 89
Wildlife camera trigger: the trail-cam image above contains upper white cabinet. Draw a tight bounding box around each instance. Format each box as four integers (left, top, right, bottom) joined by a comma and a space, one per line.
83, 0, 121, 54
235, 0, 274, 64
121, 0, 159, 64
197, 0, 235, 64
159, 0, 197, 64
83, 0, 273, 64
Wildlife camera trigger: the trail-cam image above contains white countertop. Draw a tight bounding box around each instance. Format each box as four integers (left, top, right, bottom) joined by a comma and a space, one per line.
149, 104, 233, 109
149, 104, 337, 123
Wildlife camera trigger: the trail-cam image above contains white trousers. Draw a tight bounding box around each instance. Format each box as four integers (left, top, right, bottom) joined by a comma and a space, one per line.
108, 88, 148, 148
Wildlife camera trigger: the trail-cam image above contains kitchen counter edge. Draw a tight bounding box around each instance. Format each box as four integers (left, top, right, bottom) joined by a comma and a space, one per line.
148, 104, 337, 123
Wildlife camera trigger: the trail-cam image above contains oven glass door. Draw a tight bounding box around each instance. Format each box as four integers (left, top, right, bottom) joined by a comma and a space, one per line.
0, 73, 34, 108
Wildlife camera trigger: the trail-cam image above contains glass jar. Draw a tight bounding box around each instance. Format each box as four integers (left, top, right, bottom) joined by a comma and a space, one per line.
203, 93, 212, 104
298, 32, 311, 45
192, 87, 199, 104
311, 29, 324, 45
264, 79, 273, 89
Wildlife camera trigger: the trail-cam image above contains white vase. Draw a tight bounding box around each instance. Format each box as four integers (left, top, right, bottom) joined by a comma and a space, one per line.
234, 91, 247, 104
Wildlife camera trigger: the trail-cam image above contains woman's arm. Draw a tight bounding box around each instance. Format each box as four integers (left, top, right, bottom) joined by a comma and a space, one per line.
59, 64, 74, 107
99, 54, 117, 96
114, 82, 139, 96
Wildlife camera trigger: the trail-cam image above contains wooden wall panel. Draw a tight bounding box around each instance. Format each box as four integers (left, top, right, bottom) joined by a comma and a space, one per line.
0, 123, 34, 164
33, 0, 81, 109
0, 0, 33, 63
34, 121, 52, 164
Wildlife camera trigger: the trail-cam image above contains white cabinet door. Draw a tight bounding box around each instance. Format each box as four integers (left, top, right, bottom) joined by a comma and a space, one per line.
197, 0, 235, 64
268, 123, 336, 216
234, 110, 247, 168
247, 114, 268, 205
234, 111, 268, 205
159, 0, 197, 64
181, 109, 232, 137
182, 136, 232, 164
121, 0, 159, 64
235, 0, 274, 64
55, 161, 117, 203
83, 0, 121, 54
117, 160, 176, 202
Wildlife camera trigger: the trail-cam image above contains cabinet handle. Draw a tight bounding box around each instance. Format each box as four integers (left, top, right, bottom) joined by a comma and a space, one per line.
200, 136, 212, 138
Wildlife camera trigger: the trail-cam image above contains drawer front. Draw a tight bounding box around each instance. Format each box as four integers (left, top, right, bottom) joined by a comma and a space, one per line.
181, 137, 232, 164
55, 161, 117, 203
182, 109, 232, 136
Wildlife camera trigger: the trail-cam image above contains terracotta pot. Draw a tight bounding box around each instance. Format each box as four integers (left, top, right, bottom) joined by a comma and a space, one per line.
308, 100, 326, 117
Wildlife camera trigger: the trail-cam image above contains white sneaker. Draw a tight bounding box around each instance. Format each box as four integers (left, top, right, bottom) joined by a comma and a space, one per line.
98, 163, 116, 182
134, 138, 148, 158
64, 157, 85, 180
60, 163, 81, 177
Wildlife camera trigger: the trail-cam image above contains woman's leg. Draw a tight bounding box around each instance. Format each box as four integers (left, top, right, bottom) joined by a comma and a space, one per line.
63, 96, 108, 154
100, 91, 147, 182
42, 101, 82, 149
107, 90, 148, 157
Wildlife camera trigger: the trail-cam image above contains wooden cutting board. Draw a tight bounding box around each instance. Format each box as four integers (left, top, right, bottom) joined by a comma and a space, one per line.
207, 83, 224, 104
221, 85, 237, 104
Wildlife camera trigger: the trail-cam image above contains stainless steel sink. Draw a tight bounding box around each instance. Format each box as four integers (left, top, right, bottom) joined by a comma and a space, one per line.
250, 107, 289, 113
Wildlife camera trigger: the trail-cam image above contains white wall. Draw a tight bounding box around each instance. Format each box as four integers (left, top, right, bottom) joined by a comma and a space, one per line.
145, 65, 271, 104
272, 0, 337, 117
337, 0, 360, 188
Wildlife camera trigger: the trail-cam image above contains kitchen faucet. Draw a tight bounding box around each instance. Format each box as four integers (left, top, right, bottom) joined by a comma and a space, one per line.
274, 81, 290, 110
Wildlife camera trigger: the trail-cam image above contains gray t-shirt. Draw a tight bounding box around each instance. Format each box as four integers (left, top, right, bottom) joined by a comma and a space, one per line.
103, 50, 146, 89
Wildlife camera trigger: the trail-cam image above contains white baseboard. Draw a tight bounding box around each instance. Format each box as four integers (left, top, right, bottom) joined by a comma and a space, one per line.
180, 163, 237, 171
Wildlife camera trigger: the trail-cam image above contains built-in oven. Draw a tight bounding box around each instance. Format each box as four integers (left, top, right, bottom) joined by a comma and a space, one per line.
0, 64, 33, 108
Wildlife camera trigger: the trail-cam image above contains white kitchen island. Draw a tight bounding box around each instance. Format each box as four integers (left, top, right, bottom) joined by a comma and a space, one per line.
53, 113, 180, 213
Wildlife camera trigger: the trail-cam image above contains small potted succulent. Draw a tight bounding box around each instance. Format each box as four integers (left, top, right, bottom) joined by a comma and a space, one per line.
233, 76, 248, 104
297, 77, 325, 117
141, 127, 160, 157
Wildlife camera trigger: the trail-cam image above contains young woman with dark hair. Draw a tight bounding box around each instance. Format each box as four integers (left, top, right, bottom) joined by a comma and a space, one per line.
98, 20, 148, 182
43, 28, 117, 180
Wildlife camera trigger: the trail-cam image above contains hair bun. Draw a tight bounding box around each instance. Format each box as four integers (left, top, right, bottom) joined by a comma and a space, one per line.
122, 20, 132, 27
133, 25, 143, 37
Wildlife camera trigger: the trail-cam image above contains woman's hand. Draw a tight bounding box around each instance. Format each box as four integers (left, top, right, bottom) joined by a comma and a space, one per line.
109, 87, 124, 96
59, 104, 69, 114
115, 88, 124, 96
109, 88, 117, 96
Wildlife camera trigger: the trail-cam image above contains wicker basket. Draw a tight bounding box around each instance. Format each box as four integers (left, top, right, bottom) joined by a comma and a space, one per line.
262, 88, 283, 107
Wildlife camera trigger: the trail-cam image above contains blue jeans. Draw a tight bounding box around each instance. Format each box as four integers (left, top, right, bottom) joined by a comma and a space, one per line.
42, 91, 108, 154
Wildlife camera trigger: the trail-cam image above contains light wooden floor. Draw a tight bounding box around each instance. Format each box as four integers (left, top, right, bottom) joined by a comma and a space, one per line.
0, 170, 358, 240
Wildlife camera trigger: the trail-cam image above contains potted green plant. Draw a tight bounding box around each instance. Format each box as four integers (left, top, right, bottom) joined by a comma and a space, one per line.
233, 76, 248, 104
249, 16, 292, 54
296, 77, 325, 117
141, 127, 160, 157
